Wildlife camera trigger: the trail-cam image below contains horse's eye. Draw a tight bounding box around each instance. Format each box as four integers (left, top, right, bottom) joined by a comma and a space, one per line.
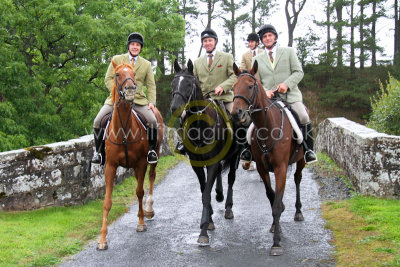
249, 85, 253, 90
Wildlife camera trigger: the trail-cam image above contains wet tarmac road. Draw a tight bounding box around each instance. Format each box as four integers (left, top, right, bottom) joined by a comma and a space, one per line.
61, 162, 334, 267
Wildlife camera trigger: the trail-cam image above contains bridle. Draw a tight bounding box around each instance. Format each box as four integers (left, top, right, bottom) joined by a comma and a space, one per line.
232, 72, 259, 113
115, 72, 137, 101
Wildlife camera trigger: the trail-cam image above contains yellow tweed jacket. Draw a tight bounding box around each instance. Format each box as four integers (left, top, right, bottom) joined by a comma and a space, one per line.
193, 51, 236, 102
104, 53, 156, 106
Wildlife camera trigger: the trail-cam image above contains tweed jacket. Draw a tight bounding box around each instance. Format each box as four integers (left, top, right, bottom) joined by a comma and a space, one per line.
252, 46, 304, 103
240, 48, 264, 72
104, 53, 156, 106
193, 51, 236, 102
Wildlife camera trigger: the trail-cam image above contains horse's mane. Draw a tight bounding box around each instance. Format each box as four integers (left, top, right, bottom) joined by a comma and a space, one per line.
111, 63, 135, 104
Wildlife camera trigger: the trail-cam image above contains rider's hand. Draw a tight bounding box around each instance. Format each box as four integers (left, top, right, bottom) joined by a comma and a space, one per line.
276, 83, 288, 94
148, 103, 156, 113
265, 90, 275, 99
214, 86, 224, 96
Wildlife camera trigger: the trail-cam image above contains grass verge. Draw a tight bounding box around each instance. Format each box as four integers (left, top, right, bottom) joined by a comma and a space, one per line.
0, 155, 180, 266
315, 153, 400, 266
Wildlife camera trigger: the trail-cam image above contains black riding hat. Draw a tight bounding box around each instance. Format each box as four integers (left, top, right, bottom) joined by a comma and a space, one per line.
201, 28, 218, 42
257, 24, 278, 40
247, 33, 259, 42
127, 32, 144, 50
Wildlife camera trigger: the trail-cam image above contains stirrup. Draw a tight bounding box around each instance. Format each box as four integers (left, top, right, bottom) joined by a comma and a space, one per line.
304, 150, 317, 164
91, 152, 102, 164
147, 150, 158, 164
174, 142, 186, 155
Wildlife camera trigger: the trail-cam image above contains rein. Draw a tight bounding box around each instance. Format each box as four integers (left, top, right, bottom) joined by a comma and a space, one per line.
233, 72, 284, 155
106, 72, 143, 168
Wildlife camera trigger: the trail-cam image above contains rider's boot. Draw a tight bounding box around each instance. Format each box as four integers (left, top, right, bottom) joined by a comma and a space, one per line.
174, 141, 186, 155
240, 143, 254, 170
302, 123, 318, 164
91, 128, 104, 164
147, 127, 159, 164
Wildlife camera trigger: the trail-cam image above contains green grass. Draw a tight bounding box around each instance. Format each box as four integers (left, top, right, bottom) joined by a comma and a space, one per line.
317, 153, 400, 266
0, 155, 180, 266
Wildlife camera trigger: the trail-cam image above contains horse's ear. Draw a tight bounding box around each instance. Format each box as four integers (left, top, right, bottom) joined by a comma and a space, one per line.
250, 60, 258, 76
173, 59, 181, 73
111, 59, 118, 69
233, 62, 241, 77
187, 59, 194, 75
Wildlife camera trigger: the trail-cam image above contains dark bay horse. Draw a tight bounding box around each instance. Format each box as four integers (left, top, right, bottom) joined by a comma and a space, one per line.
97, 60, 164, 250
170, 59, 240, 246
231, 61, 306, 256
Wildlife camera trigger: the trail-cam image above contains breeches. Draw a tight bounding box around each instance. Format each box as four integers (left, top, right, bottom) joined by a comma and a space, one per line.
93, 104, 158, 129
289, 102, 310, 125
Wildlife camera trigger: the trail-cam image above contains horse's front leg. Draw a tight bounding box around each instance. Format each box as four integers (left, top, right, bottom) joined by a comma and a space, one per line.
143, 163, 156, 219
136, 163, 148, 232
197, 164, 219, 246
294, 159, 306, 221
97, 164, 117, 250
215, 163, 224, 202
224, 157, 238, 219
270, 164, 288, 256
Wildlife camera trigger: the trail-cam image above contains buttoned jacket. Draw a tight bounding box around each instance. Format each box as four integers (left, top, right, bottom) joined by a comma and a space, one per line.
240, 48, 264, 72
193, 51, 236, 102
104, 53, 156, 106
252, 47, 304, 103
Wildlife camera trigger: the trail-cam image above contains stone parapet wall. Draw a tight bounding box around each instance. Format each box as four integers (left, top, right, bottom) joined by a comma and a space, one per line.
316, 118, 400, 198
0, 125, 178, 211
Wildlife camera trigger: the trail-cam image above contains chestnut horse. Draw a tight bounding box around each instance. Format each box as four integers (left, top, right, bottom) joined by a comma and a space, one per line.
97, 60, 164, 250
231, 61, 305, 256
170, 59, 241, 246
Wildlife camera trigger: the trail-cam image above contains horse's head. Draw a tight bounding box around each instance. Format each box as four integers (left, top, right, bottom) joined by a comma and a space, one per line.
170, 59, 199, 114
111, 60, 137, 104
231, 60, 260, 127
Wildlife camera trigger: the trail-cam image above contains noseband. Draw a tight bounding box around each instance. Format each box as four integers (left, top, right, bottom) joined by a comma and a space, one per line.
233, 73, 259, 112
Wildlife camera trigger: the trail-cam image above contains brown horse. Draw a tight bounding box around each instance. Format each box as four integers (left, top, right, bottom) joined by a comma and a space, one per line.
231, 61, 306, 256
97, 60, 164, 250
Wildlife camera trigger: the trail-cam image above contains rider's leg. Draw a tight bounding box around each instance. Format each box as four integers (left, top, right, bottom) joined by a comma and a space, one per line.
92, 105, 113, 164
175, 110, 186, 155
290, 102, 317, 164
134, 104, 159, 163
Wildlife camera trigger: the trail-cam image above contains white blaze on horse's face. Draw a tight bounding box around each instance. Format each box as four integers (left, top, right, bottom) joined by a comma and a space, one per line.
177, 76, 184, 91
121, 67, 136, 102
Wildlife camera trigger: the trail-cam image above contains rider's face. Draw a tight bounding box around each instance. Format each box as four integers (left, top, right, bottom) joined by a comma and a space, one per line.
203, 37, 216, 53
248, 40, 258, 50
129, 42, 141, 57
262, 32, 276, 49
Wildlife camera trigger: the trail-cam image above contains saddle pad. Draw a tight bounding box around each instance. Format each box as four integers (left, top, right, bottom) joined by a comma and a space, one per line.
100, 109, 147, 134
246, 102, 303, 145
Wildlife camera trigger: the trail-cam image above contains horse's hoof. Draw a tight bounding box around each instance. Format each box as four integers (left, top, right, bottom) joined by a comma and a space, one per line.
269, 224, 282, 233
197, 235, 210, 246
294, 212, 304, 221
96, 242, 108, 251
136, 224, 147, 232
144, 210, 155, 220
208, 222, 215, 231
216, 192, 224, 202
270, 246, 283, 256
225, 210, 234, 219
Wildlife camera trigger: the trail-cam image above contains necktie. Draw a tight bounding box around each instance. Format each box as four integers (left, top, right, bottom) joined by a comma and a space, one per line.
269, 51, 274, 63
208, 54, 213, 69
253, 51, 256, 57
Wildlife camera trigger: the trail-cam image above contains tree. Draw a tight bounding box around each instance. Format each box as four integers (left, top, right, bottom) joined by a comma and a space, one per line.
332, 0, 349, 67
285, 0, 307, 47
249, 0, 277, 32
395, 0, 400, 65
295, 28, 320, 68
177, 0, 199, 65
220, 0, 249, 58
197, 0, 220, 57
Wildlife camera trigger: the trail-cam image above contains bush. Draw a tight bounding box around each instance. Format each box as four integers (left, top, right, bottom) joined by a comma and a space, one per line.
367, 75, 400, 135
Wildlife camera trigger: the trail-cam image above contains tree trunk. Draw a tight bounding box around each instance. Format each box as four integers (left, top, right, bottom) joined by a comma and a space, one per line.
230, 0, 236, 59
394, 0, 400, 65
350, 0, 355, 76
327, 0, 331, 53
285, 0, 306, 47
252, 0, 256, 32
335, 3, 343, 67
360, 4, 365, 69
371, 1, 377, 67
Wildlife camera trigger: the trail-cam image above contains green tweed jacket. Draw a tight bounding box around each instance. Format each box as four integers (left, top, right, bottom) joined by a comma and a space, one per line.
193, 51, 236, 102
252, 46, 304, 103
104, 53, 156, 106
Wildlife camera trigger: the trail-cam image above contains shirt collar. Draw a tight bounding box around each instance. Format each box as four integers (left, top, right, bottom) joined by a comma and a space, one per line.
266, 45, 277, 55
129, 54, 139, 64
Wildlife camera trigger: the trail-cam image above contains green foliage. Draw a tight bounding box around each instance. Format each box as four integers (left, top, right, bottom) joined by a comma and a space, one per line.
0, 0, 184, 152
367, 75, 400, 135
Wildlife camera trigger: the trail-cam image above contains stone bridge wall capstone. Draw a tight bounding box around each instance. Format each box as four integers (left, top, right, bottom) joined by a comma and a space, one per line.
316, 118, 400, 198
0, 125, 179, 211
